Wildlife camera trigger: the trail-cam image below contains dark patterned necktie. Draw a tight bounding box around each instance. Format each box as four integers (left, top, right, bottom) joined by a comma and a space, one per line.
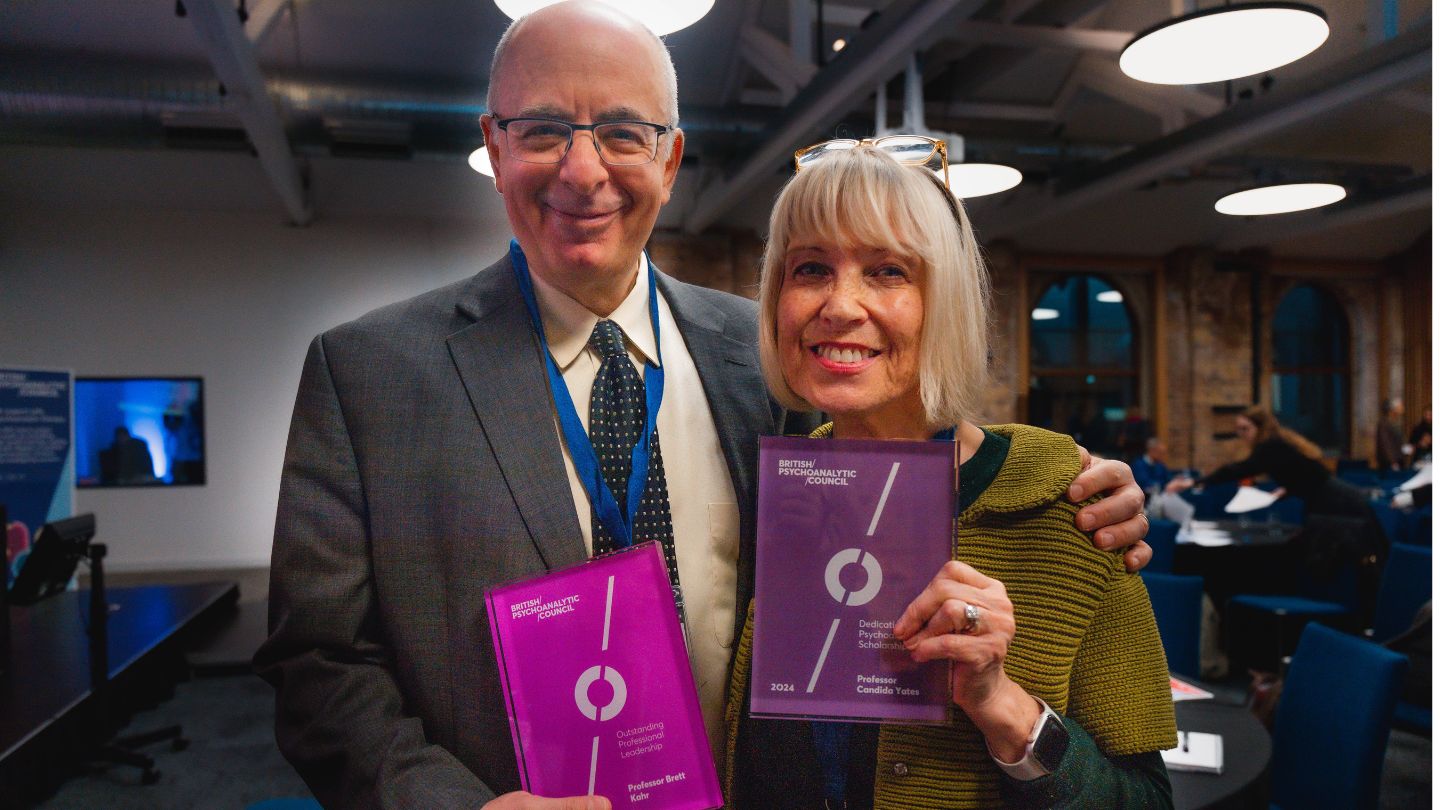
587, 319, 685, 618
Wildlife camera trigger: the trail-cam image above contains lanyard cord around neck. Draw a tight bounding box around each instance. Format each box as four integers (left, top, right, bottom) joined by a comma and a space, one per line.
509, 239, 665, 548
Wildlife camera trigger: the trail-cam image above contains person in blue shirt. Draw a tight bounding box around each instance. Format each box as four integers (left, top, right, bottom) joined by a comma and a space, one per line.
1131, 437, 1188, 496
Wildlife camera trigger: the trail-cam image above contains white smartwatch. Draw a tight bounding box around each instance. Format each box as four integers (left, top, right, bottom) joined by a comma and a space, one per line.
990, 696, 1070, 781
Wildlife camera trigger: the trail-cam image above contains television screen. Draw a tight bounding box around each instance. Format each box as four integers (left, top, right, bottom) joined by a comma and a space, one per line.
74, 377, 205, 487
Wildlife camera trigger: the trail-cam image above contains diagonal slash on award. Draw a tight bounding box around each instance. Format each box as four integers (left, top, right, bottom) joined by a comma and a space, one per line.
806, 461, 901, 693
573, 574, 627, 795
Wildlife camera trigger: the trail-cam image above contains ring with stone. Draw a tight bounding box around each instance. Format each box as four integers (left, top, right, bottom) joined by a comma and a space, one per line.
961, 602, 982, 634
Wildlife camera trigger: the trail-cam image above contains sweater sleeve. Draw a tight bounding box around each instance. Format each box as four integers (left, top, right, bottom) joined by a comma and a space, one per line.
999, 720, 1172, 809
1003, 569, 1177, 808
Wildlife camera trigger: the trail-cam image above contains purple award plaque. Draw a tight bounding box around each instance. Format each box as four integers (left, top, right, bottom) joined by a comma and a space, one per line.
752, 436, 955, 724
486, 542, 722, 809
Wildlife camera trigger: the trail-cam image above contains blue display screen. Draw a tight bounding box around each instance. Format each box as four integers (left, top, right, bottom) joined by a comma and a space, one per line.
74, 377, 205, 487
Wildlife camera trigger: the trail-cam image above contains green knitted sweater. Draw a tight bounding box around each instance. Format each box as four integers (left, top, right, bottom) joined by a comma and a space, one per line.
725, 424, 1177, 808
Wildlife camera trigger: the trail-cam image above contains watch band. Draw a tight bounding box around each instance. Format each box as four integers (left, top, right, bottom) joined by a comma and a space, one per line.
990, 696, 1069, 781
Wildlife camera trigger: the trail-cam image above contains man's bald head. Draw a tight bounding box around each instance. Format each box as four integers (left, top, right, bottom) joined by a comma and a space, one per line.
486, 0, 680, 127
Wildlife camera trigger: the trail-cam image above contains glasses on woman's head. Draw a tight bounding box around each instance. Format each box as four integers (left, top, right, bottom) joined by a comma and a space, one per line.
492, 116, 672, 166
793, 135, 949, 189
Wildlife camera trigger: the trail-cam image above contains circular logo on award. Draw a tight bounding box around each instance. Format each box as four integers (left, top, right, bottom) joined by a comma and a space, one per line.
823, 547, 883, 607
573, 664, 628, 722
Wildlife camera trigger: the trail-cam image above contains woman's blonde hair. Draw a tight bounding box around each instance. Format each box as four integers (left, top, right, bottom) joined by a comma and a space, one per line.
1240, 405, 1324, 461
758, 145, 990, 428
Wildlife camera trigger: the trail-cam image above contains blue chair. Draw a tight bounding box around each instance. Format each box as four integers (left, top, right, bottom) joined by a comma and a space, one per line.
1227, 514, 1369, 670
1338, 468, 1381, 490
1269, 623, 1407, 810
246, 800, 322, 810
1400, 504, 1432, 546
1145, 518, 1179, 574
1371, 543, 1432, 736
1372, 543, 1432, 642
1140, 572, 1204, 679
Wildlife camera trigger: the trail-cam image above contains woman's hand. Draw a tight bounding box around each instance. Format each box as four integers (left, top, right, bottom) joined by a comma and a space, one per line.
1070, 446, 1151, 573
893, 561, 1040, 758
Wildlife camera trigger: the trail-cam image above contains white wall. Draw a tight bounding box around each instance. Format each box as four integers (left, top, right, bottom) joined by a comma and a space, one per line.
0, 146, 516, 570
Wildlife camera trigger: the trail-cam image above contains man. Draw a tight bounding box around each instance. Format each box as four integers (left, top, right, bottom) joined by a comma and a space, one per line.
1131, 437, 1190, 496
1377, 397, 1406, 472
254, 4, 1150, 808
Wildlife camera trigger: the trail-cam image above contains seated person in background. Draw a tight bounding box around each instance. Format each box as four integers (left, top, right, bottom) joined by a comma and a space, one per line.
1131, 437, 1191, 496
728, 140, 1175, 809
1181, 406, 1388, 606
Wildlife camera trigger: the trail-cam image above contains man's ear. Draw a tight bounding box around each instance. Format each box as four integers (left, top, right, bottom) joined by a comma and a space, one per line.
481, 114, 505, 193
659, 128, 684, 199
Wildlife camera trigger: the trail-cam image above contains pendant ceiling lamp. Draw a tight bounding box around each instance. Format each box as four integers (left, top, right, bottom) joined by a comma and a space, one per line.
938, 165, 1024, 199
1215, 182, 1346, 215
1120, 3, 1329, 85
494, 0, 714, 35
884, 53, 1022, 200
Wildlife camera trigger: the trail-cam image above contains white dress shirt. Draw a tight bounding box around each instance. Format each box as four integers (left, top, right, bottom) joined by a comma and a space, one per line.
529, 257, 740, 757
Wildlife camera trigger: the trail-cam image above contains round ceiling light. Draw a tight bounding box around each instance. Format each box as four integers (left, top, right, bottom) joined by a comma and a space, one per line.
494, 0, 715, 35
937, 164, 1023, 199
1119, 3, 1329, 85
1215, 182, 1346, 216
468, 146, 495, 178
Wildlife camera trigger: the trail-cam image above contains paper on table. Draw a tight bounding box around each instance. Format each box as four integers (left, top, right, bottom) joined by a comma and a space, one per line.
1177, 521, 1235, 547
1170, 676, 1215, 702
1224, 485, 1280, 514
1162, 731, 1224, 774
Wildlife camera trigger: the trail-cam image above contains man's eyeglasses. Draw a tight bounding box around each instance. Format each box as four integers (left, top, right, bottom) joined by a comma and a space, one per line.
793, 135, 949, 189
491, 117, 672, 166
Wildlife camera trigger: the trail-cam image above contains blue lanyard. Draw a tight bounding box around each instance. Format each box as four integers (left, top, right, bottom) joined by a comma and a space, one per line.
509, 239, 665, 548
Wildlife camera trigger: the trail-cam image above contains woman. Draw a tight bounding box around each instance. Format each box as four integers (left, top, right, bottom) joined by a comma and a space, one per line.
725, 141, 1176, 808
1191, 406, 1388, 585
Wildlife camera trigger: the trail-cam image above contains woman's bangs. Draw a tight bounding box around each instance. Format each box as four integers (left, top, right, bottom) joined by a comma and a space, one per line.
783, 155, 931, 264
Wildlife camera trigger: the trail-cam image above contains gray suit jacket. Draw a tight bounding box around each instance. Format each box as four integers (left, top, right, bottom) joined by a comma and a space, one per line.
254, 253, 794, 808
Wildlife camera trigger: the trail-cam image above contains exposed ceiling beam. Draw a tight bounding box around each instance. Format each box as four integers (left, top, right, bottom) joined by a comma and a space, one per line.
187, 0, 311, 224
948, 20, 1131, 53
1386, 88, 1431, 114
720, 0, 764, 106
939, 100, 1056, 122
931, 0, 1109, 99
1218, 175, 1431, 250
1073, 55, 1224, 121
244, 0, 292, 46
985, 22, 1432, 240
738, 24, 817, 104
684, 0, 984, 234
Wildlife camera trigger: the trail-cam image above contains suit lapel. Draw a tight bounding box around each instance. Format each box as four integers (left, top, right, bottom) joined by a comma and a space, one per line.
447, 257, 587, 570
656, 275, 771, 513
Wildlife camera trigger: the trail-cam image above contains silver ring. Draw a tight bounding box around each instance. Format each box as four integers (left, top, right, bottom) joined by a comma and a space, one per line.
961, 602, 981, 634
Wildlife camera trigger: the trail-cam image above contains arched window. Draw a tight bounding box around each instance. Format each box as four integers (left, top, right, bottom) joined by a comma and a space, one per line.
1271, 283, 1349, 454
1028, 275, 1139, 457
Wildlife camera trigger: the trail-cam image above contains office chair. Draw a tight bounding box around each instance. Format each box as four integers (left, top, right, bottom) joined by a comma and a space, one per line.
1143, 518, 1179, 574
1269, 622, 1407, 810
1226, 515, 1368, 671
1140, 572, 1204, 679
1371, 543, 1432, 736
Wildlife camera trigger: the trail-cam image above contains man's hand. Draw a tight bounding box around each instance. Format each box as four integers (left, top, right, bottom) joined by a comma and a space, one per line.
1068, 445, 1151, 574
483, 792, 612, 810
